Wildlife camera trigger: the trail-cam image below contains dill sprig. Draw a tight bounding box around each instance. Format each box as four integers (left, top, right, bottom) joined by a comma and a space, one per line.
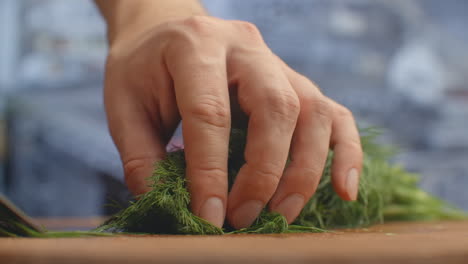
95, 151, 223, 235
96, 128, 466, 235
1, 127, 466, 237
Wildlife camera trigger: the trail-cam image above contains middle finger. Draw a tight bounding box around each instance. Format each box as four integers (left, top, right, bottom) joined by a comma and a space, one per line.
226, 51, 300, 229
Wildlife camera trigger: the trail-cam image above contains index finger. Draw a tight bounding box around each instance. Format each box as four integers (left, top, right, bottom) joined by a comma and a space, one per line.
166, 50, 230, 228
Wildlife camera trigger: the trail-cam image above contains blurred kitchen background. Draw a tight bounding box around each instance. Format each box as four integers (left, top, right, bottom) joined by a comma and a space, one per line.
0, 0, 467, 217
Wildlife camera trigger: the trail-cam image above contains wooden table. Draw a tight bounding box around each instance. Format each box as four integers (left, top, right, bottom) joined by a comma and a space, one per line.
1, 220, 468, 263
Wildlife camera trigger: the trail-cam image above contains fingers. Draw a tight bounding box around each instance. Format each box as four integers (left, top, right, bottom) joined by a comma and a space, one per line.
166, 50, 230, 228
268, 62, 363, 225
269, 74, 333, 223
226, 53, 300, 229
329, 103, 363, 201
105, 91, 167, 196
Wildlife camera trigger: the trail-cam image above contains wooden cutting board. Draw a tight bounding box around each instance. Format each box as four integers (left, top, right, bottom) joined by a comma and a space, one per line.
1, 221, 467, 263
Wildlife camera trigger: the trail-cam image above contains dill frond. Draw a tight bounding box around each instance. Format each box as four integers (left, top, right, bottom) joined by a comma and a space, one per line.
1, 127, 465, 237
95, 128, 466, 235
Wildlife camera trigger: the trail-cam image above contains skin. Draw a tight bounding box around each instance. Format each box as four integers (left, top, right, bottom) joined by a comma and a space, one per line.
94, 0, 363, 229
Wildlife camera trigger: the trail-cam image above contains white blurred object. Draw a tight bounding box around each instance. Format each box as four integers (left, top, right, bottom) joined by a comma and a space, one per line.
19, 53, 85, 86
26, 0, 105, 39
329, 6, 367, 37
388, 40, 448, 105
16, 0, 107, 88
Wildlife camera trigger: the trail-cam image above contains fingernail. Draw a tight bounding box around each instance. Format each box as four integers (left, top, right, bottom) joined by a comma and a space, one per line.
273, 194, 305, 223
199, 197, 224, 228
346, 168, 360, 201
232, 200, 263, 229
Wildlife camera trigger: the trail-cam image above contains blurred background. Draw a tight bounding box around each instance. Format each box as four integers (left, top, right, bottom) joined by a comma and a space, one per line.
0, 0, 467, 217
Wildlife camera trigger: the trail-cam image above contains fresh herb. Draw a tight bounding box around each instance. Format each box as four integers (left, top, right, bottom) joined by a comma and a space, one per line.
1, 128, 465, 237
96, 128, 466, 235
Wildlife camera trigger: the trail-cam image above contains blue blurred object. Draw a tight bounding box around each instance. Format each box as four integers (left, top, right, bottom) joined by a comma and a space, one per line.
6, 87, 128, 216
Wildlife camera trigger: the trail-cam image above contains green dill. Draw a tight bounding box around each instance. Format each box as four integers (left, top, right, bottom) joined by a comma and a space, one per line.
96, 127, 466, 235
1, 127, 466, 237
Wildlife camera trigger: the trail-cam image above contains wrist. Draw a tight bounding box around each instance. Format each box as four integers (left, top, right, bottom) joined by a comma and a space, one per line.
96, 0, 207, 47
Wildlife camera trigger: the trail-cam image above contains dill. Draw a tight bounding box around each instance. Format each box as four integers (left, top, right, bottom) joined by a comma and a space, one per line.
96, 128, 466, 235
1, 128, 465, 237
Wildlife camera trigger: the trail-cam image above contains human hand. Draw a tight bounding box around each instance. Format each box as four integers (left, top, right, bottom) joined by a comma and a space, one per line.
103, 16, 363, 229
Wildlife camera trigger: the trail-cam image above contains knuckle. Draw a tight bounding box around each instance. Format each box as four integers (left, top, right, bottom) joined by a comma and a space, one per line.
286, 166, 323, 194
189, 95, 230, 129
334, 104, 354, 120
122, 156, 152, 185
299, 165, 324, 180
251, 162, 283, 190
342, 144, 364, 168
165, 27, 199, 53
303, 167, 323, 190
266, 90, 300, 121
236, 21, 260, 35
234, 20, 264, 43
306, 97, 333, 123
190, 54, 223, 70
182, 16, 217, 34
164, 18, 215, 52
289, 159, 324, 180
341, 139, 363, 155
191, 164, 227, 187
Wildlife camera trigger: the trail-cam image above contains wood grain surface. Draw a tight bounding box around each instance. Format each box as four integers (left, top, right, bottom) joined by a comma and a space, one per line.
1, 221, 468, 263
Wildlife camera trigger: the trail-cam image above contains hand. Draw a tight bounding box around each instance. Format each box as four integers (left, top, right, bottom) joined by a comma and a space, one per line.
103, 16, 363, 229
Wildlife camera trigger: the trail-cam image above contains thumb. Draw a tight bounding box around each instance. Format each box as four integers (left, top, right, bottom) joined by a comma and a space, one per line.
106, 103, 167, 196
